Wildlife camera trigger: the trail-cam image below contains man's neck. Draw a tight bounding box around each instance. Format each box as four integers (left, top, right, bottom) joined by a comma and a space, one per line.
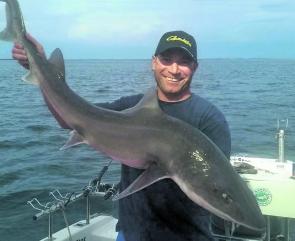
157, 89, 192, 102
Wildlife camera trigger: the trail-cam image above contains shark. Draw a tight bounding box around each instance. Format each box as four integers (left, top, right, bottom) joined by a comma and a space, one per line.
0, 0, 265, 233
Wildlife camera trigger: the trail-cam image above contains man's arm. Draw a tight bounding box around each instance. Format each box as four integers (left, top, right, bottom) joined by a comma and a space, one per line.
97, 94, 143, 111
200, 106, 231, 159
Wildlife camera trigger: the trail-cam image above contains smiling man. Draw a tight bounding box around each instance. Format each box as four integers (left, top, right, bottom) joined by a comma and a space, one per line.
12, 30, 231, 241
152, 31, 198, 102
100, 31, 231, 241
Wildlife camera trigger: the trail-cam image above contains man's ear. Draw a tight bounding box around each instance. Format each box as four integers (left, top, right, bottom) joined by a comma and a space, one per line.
193, 62, 198, 72
151, 56, 156, 71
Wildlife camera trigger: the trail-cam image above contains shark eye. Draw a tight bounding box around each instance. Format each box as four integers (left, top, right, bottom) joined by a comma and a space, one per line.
222, 193, 233, 204
211, 182, 221, 194
211, 184, 233, 204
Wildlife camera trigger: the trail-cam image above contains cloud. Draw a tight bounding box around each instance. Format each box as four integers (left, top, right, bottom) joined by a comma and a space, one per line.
0, 2, 6, 29
1, 0, 294, 58
13, 0, 294, 45
66, 12, 162, 44
15, 0, 166, 45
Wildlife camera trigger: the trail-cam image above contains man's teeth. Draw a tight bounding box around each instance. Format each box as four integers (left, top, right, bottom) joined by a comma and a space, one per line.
166, 77, 179, 82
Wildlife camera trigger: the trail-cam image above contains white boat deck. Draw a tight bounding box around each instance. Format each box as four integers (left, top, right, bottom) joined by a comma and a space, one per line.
40, 214, 118, 241
37, 156, 295, 241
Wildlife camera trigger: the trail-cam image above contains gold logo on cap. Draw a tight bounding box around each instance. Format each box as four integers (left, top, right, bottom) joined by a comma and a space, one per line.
166, 35, 192, 47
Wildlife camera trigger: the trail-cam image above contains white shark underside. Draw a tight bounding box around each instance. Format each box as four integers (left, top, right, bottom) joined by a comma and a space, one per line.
0, 0, 266, 233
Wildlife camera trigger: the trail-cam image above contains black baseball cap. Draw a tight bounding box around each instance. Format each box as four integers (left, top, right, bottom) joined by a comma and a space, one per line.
155, 30, 197, 63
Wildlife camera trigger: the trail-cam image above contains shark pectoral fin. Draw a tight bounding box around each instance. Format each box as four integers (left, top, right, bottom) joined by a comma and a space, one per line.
48, 48, 65, 79
113, 163, 170, 201
60, 130, 87, 150
22, 71, 39, 85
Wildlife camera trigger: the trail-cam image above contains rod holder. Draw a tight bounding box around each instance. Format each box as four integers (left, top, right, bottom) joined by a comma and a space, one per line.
276, 119, 288, 163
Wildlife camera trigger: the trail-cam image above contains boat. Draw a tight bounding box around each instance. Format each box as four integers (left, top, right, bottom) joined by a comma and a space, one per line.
28, 122, 295, 241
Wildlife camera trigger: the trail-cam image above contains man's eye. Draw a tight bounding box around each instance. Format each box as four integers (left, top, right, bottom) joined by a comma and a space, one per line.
179, 59, 192, 66
158, 55, 193, 66
160, 56, 172, 63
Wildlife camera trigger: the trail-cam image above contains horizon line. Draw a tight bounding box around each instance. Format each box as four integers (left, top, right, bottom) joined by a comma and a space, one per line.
1, 57, 295, 61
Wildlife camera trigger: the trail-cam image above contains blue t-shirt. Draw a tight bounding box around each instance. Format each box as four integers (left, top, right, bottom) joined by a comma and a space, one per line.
99, 93, 231, 241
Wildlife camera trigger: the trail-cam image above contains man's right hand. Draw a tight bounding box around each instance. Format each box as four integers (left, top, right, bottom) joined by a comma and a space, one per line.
12, 33, 46, 70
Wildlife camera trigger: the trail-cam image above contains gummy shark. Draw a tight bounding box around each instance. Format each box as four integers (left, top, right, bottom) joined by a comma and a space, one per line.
0, 0, 265, 233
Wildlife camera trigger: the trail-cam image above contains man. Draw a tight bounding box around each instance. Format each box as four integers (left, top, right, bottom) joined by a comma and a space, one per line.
13, 30, 231, 241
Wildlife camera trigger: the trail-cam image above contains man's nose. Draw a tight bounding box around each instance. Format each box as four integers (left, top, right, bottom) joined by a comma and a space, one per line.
169, 62, 180, 74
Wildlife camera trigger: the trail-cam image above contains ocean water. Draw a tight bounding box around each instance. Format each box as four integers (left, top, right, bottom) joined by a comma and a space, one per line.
0, 59, 294, 240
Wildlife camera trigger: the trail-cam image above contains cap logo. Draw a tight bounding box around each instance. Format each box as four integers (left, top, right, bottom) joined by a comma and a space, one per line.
166, 35, 192, 47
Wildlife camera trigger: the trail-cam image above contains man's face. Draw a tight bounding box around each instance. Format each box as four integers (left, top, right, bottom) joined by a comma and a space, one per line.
152, 48, 197, 101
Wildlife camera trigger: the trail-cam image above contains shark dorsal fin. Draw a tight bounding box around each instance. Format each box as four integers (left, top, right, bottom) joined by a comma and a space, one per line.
21, 48, 65, 85
48, 48, 65, 79
138, 87, 159, 110
123, 87, 161, 114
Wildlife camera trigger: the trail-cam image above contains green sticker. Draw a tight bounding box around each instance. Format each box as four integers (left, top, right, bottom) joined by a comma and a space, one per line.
254, 188, 272, 206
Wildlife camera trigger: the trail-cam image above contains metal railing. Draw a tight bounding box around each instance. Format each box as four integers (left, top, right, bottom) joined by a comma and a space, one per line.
27, 161, 118, 241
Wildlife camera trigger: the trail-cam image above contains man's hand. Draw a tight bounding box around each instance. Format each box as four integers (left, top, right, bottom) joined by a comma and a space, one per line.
12, 33, 46, 69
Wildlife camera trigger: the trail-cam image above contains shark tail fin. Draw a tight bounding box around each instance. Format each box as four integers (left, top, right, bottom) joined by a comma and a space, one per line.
60, 130, 87, 150
0, 3, 16, 41
0, 28, 15, 41
113, 163, 170, 201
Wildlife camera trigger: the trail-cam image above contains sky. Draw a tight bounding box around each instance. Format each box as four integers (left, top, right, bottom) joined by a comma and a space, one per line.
0, 0, 295, 59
